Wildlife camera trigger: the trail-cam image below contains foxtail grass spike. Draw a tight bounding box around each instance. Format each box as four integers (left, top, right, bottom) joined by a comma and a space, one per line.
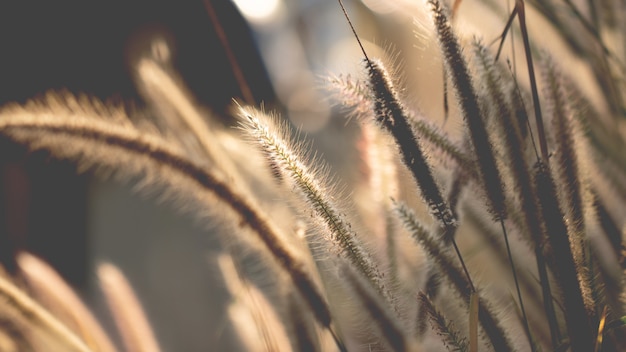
237, 105, 389, 301
542, 56, 586, 236
418, 292, 468, 352
395, 202, 513, 351
429, 0, 507, 222
341, 265, 412, 352
533, 161, 594, 352
542, 57, 600, 319
365, 60, 456, 233
337, 0, 457, 234
473, 40, 541, 350
326, 73, 478, 181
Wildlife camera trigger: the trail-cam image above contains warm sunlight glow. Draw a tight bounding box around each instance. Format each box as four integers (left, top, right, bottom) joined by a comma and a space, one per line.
232, 0, 281, 24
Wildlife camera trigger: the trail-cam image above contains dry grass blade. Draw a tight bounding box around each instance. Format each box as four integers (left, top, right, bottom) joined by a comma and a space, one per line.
594, 306, 608, 352
98, 263, 161, 352
17, 253, 116, 352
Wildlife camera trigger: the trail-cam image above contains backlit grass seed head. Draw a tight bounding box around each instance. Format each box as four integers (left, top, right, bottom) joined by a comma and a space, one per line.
533, 161, 595, 352
237, 105, 387, 297
394, 201, 513, 351
429, 0, 507, 222
418, 292, 468, 352
327, 73, 477, 181
340, 264, 413, 352
365, 59, 457, 235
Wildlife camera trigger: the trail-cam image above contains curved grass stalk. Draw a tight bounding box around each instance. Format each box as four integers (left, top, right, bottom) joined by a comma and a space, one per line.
0, 275, 91, 352
98, 263, 162, 352
17, 253, 116, 352
0, 96, 334, 335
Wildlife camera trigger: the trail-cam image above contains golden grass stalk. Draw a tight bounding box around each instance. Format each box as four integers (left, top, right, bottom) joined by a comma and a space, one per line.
17, 252, 116, 352
218, 254, 293, 352
98, 263, 161, 352
0, 94, 333, 332
0, 274, 91, 352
